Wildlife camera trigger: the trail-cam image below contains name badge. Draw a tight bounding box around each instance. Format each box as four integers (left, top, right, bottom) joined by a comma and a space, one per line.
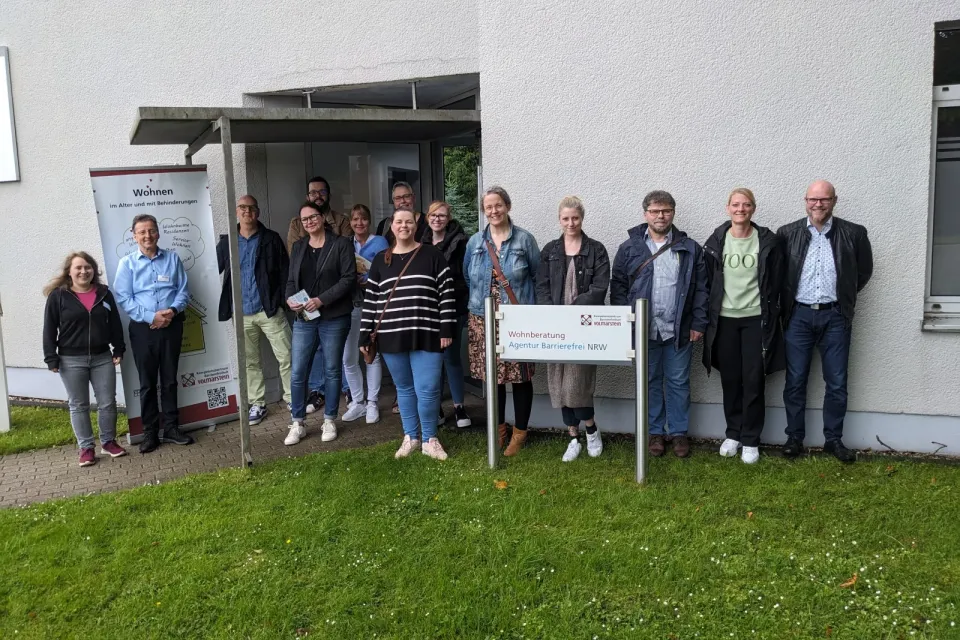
157, 275, 170, 282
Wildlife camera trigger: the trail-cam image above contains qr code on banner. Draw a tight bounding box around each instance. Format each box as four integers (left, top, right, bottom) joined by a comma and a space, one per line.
206, 386, 228, 409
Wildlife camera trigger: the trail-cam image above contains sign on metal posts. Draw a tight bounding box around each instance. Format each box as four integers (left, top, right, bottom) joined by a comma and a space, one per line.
485, 299, 650, 483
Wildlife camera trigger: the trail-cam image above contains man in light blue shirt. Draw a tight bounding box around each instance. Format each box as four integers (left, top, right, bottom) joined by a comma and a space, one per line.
114, 214, 194, 453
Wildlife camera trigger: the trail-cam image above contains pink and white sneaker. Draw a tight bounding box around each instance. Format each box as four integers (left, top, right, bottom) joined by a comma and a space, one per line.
395, 435, 421, 459
422, 438, 448, 461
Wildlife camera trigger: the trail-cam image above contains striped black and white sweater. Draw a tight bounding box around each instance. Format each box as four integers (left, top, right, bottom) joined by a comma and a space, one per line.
359, 244, 456, 353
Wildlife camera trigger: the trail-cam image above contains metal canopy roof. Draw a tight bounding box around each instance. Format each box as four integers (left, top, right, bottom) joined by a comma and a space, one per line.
129, 106, 481, 146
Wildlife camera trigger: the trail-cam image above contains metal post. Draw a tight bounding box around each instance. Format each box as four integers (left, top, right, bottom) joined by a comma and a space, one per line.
634, 299, 649, 484
484, 296, 499, 469
410, 81, 418, 110
217, 116, 253, 467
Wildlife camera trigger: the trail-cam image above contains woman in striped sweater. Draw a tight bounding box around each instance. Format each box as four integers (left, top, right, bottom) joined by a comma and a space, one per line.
360, 208, 456, 460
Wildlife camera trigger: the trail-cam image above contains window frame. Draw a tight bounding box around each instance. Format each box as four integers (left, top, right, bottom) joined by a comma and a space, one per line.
924, 86, 960, 330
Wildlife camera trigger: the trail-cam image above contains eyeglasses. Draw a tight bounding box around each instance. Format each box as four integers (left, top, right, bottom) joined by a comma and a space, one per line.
307, 189, 330, 197
804, 197, 835, 205
237, 204, 258, 212
429, 213, 448, 220
134, 229, 159, 237
645, 208, 675, 217
300, 214, 321, 225
393, 193, 415, 202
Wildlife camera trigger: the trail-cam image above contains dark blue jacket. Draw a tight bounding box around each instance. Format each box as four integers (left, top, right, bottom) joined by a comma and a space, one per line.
217, 222, 289, 321
610, 223, 709, 347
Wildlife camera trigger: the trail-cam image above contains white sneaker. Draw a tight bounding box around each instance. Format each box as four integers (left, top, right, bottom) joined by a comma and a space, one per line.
284, 421, 306, 446
342, 402, 366, 422
741, 446, 760, 464
395, 435, 421, 458
321, 419, 338, 442
562, 438, 582, 462
586, 430, 603, 457
365, 402, 380, 424
422, 437, 448, 460
719, 438, 741, 457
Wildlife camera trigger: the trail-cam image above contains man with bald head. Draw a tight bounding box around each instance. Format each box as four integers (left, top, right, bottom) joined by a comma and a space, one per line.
218, 195, 292, 426
778, 181, 873, 462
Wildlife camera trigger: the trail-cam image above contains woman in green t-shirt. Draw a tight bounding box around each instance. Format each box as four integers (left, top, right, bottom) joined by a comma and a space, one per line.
702, 188, 784, 464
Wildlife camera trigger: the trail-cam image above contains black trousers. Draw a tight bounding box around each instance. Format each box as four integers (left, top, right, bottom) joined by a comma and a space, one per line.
129, 316, 184, 435
497, 382, 533, 430
561, 406, 595, 427
715, 316, 765, 447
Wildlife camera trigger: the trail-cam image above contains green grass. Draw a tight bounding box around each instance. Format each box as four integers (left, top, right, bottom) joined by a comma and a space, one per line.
0, 405, 129, 455
0, 431, 958, 639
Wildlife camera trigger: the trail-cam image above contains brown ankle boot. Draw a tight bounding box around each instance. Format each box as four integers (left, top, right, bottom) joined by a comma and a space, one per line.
498, 423, 510, 448
503, 426, 528, 457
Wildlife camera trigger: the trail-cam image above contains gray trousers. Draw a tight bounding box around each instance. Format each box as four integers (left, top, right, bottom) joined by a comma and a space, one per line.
58, 352, 118, 449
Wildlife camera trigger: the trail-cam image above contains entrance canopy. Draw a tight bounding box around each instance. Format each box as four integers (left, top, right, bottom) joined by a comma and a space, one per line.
130, 106, 480, 146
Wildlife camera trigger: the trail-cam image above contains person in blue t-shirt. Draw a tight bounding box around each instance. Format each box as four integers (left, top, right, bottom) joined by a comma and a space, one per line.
341, 204, 390, 425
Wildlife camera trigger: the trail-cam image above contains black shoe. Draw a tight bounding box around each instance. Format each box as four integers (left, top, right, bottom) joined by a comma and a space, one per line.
139, 432, 160, 454
782, 437, 805, 458
455, 405, 472, 428
160, 426, 194, 446
824, 439, 856, 463
305, 390, 324, 415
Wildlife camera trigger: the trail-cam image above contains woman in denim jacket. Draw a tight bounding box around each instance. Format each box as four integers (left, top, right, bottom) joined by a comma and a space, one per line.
464, 186, 540, 457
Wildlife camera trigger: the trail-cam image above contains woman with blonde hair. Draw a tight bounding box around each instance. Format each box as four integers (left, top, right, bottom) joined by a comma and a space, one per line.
702, 188, 784, 464
464, 186, 540, 456
536, 196, 610, 461
42, 251, 127, 466
422, 200, 472, 428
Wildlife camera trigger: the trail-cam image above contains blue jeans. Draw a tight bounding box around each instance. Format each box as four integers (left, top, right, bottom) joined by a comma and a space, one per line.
58, 352, 118, 449
441, 314, 467, 405
291, 314, 351, 420
382, 350, 443, 441
308, 343, 326, 395
783, 305, 851, 442
647, 339, 692, 436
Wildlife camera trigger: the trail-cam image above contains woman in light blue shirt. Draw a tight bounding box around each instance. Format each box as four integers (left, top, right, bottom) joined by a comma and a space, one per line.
341, 204, 389, 425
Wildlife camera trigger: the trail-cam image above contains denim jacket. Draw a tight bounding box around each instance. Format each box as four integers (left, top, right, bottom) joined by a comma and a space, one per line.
464, 223, 540, 316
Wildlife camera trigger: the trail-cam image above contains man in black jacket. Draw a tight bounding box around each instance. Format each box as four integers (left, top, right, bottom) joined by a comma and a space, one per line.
217, 195, 292, 426
778, 180, 873, 463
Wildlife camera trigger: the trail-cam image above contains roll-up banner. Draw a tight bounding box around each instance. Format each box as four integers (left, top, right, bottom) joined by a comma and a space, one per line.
89, 165, 238, 439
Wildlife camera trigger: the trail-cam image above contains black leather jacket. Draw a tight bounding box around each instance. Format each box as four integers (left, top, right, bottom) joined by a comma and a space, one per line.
777, 216, 873, 326
535, 232, 610, 306
702, 222, 784, 374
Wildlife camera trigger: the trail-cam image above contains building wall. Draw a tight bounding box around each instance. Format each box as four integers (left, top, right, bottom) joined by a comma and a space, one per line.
0, 0, 479, 371
2, 1, 959, 431
478, 0, 960, 419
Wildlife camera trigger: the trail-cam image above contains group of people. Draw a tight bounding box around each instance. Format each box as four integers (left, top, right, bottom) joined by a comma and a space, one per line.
42, 176, 872, 468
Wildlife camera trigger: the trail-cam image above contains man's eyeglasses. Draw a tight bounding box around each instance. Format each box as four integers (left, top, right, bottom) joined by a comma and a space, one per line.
308, 189, 330, 197
804, 197, 835, 205
237, 204, 258, 212
393, 193, 415, 202
645, 208, 675, 217
300, 214, 322, 225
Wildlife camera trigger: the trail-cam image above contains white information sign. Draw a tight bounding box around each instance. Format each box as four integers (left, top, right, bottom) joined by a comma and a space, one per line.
498, 305, 634, 365
90, 166, 239, 438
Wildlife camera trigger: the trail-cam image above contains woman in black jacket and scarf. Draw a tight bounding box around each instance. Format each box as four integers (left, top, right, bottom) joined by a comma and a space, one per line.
702, 188, 784, 464
42, 252, 127, 466
422, 201, 472, 428
535, 196, 610, 462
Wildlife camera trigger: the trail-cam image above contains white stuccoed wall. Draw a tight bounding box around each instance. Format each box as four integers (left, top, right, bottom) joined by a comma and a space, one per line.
0, 0, 479, 372
478, 0, 960, 419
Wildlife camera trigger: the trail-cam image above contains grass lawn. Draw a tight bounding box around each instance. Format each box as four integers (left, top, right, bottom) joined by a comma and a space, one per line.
0, 405, 129, 455
0, 430, 957, 639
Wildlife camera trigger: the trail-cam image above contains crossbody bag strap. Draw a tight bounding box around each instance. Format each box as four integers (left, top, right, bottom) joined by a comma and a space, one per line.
485, 239, 520, 305
371, 244, 423, 336
630, 236, 683, 285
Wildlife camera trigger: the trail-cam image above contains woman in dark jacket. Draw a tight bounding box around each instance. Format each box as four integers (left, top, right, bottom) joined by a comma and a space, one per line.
422, 200, 472, 429
702, 188, 784, 464
535, 196, 610, 462
42, 252, 127, 466
284, 201, 357, 446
